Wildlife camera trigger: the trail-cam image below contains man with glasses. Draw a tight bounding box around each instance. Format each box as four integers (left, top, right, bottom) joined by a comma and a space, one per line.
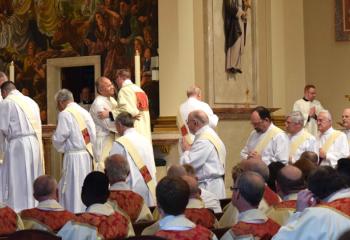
221, 171, 280, 240
317, 110, 348, 167
285, 111, 317, 163
241, 106, 288, 165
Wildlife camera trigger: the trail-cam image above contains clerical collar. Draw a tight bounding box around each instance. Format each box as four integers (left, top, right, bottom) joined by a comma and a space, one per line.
303, 97, 310, 102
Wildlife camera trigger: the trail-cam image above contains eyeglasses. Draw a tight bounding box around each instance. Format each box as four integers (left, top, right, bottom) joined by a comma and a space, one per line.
230, 186, 239, 192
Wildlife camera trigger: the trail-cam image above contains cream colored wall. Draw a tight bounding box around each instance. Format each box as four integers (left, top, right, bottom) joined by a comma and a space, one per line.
304, 0, 350, 121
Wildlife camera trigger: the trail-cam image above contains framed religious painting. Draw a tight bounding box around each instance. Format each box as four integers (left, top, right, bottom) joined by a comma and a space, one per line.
335, 0, 350, 40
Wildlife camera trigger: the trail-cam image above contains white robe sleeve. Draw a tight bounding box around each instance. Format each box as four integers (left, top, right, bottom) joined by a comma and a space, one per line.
52, 112, 71, 153
326, 133, 349, 167
180, 139, 215, 170
271, 133, 289, 164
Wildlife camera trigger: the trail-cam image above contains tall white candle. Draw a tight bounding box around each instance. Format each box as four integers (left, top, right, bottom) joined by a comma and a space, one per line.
135, 50, 141, 87
9, 61, 14, 82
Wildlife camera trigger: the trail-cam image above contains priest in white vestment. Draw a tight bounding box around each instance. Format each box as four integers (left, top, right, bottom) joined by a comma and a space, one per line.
0, 72, 8, 202
241, 106, 289, 165
52, 89, 96, 213
285, 111, 317, 163
109, 112, 156, 206
273, 167, 350, 240
293, 85, 324, 136
317, 110, 349, 167
90, 77, 118, 171
180, 110, 226, 199
99, 69, 152, 142
177, 85, 218, 148
0, 81, 44, 212
342, 108, 350, 156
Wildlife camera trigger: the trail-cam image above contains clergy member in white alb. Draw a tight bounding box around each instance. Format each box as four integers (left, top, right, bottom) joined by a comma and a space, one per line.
317, 110, 349, 167
52, 89, 96, 213
241, 106, 289, 165
90, 77, 118, 171
177, 85, 219, 148
0, 72, 8, 203
0, 81, 44, 212
110, 112, 157, 206
180, 110, 226, 199
285, 111, 317, 163
342, 108, 350, 156
293, 84, 324, 136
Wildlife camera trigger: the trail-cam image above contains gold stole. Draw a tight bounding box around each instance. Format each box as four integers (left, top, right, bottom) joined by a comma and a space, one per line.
64, 105, 94, 158
176, 110, 193, 145
289, 130, 312, 158
254, 126, 283, 154
116, 136, 156, 202
198, 131, 225, 165
321, 130, 342, 153
7, 94, 45, 173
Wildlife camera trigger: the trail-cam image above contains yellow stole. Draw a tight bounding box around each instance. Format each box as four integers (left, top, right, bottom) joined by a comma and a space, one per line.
116, 136, 156, 202
198, 131, 225, 165
176, 110, 193, 145
321, 130, 342, 153
7, 94, 45, 173
64, 105, 94, 158
289, 130, 312, 159
254, 126, 283, 154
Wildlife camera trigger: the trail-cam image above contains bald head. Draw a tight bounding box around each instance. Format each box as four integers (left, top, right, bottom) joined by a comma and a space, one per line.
167, 164, 187, 178
182, 175, 200, 198
276, 165, 305, 196
186, 85, 201, 99
187, 110, 209, 135
33, 175, 58, 201
240, 159, 269, 182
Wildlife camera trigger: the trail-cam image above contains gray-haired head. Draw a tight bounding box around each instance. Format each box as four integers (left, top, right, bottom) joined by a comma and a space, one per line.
287, 111, 304, 125
189, 110, 209, 126
105, 154, 130, 183
116, 112, 134, 128
236, 171, 265, 207
186, 85, 201, 98
54, 89, 74, 103
318, 110, 332, 121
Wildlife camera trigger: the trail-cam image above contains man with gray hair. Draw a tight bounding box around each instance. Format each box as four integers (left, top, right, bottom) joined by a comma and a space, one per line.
90, 76, 118, 171
110, 112, 156, 206
52, 89, 96, 213
221, 171, 280, 240
317, 110, 348, 167
0, 81, 44, 211
285, 111, 317, 163
105, 154, 153, 223
180, 110, 226, 199
177, 85, 218, 149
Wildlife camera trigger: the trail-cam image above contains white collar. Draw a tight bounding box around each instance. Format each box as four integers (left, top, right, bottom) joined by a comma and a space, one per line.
159, 214, 195, 231
122, 79, 133, 87
37, 199, 65, 211
238, 208, 267, 224
195, 125, 210, 136
86, 203, 114, 216
124, 128, 137, 135
110, 182, 130, 191
324, 188, 350, 202
282, 193, 298, 201
186, 198, 205, 209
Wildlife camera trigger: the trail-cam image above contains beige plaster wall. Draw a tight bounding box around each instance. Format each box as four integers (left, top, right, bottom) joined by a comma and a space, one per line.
304, 0, 350, 121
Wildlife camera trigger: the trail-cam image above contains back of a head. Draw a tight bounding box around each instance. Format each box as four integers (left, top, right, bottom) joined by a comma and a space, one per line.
293, 158, 317, 180
105, 154, 130, 183
276, 165, 305, 194
55, 88, 74, 103
299, 151, 318, 165
253, 106, 271, 121
81, 171, 110, 207
116, 112, 134, 128
167, 164, 187, 178
190, 110, 209, 126
33, 175, 57, 200
337, 158, 350, 186
182, 175, 200, 197
241, 159, 270, 182
116, 69, 131, 80
156, 176, 190, 216
182, 163, 196, 177
267, 162, 285, 192
1, 81, 16, 92
237, 171, 265, 207
308, 166, 347, 200
186, 85, 201, 98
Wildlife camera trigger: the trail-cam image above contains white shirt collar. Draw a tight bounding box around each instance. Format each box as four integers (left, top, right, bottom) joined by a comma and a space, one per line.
324, 188, 350, 202
238, 208, 267, 224
110, 181, 130, 191
195, 125, 210, 136
86, 203, 115, 216
159, 214, 195, 231
124, 128, 137, 135
37, 199, 65, 211
122, 79, 133, 87
186, 198, 205, 209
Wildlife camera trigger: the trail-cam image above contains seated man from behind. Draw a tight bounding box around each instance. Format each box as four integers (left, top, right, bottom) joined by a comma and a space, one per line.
0, 202, 24, 235
220, 159, 281, 228
154, 176, 217, 240
105, 154, 153, 223
266, 165, 305, 225
221, 172, 280, 240
274, 166, 350, 240
20, 175, 76, 232
58, 171, 134, 239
